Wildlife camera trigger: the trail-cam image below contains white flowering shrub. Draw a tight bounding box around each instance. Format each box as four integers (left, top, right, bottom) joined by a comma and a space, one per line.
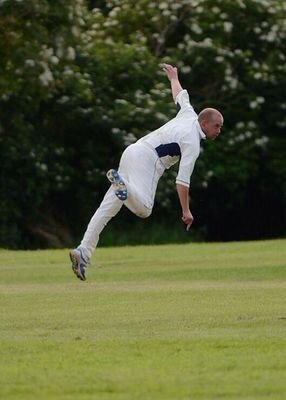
0, 0, 285, 247
0, 0, 92, 246
86, 0, 286, 240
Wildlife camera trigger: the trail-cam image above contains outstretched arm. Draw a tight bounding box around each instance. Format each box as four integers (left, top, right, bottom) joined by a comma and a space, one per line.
162, 63, 184, 102
176, 183, 194, 231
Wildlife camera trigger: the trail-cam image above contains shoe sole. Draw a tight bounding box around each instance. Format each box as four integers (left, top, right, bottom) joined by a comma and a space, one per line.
69, 250, 86, 281
106, 169, 128, 201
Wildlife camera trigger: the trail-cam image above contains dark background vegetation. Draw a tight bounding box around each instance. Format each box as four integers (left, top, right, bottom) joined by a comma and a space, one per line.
0, 0, 285, 248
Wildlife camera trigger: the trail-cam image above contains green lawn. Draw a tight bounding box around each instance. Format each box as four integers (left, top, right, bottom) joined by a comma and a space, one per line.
1, 239, 286, 399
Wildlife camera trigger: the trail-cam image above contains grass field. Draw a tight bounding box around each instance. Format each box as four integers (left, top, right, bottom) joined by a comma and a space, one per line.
1, 239, 286, 400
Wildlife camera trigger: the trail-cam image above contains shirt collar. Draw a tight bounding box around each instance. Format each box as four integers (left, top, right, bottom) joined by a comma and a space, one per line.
195, 119, 206, 140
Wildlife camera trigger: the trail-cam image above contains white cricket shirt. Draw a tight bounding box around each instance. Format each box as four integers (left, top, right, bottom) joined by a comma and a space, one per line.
137, 89, 206, 187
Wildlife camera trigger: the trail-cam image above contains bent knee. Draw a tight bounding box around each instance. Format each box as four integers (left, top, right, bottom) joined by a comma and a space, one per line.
136, 208, 152, 218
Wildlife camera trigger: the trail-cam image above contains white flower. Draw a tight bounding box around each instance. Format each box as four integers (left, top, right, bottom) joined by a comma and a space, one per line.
123, 133, 137, 146
58, 96, 69, 104
66, 46, 76, 60
181, 65, 191, 74
250, 101, 258, 109
50, 56, 59, 65
247, 121, 257, 128
56, 46, 64, 58
237, 134, 246, 142
115, 99, 128, 105
63, 68, 73, 76
159, 2, 168, 10
71, 26, 80, 37
109, 6, 120, 17
250, 97, 265, 109
236, 122, 245, 129
256, 96, 265, 104
228, 77, 239, 89
155, 112, 168, 122
105, 37, 114, 45
234, 49, 242, 56
255, 136, 269, 147
215, 56, 224, 63
36, 162, 48, 172
245, 131, 253, 138
276, 120, 286, 128
265, 31, 276, 42
41, 47, 54, 59
192, 23, 202, 35
25, 59, 35, 67
78, 18, 85, 27
162, 9, 171, 16
171, 3, 181, 10
212, 7, 220, 14
55, 147, 64, 155
223, 22, 233, 33
237, 0, 246, 9
202, 37, 213, 46
39, 62, 54, 86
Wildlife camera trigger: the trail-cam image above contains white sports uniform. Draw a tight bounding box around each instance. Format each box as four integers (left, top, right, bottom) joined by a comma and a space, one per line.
80, 89, 206, 260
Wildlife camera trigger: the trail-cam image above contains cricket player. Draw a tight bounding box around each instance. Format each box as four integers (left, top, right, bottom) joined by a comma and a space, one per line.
70, 64, 223, 280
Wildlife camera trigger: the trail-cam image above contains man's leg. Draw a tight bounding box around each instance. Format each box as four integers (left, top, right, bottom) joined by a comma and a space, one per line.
80, 187, 123, 259
118, 143, 164, 218
70, 187, 123, 280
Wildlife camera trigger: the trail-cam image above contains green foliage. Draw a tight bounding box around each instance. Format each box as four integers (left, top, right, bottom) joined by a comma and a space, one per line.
0, 0, 285, 247
1, 240, 286, 398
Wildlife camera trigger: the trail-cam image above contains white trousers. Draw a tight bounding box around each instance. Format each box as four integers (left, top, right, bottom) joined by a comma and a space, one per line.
80, 143, 165, 259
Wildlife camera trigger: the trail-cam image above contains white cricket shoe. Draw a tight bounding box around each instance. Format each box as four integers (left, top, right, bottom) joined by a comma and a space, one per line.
69, 247, 88, 281
106, 169, 128, 201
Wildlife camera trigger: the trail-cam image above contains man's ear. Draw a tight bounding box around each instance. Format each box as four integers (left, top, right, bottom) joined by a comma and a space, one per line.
199, 119, 206, 130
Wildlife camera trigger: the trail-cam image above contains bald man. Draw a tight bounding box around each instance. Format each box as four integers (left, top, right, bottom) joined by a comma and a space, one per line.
70, 63, 223, 281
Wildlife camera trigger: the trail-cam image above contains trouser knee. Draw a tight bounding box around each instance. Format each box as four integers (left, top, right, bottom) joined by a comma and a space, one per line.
136, 208, 152, 218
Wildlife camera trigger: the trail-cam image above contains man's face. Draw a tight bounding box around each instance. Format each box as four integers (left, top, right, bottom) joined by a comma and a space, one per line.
201, 115, 223, 140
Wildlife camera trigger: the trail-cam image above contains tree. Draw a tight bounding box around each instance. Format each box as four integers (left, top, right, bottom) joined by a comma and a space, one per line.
84, 0, 286, 241
0, 0, 285, 248
0, 0, 94, 247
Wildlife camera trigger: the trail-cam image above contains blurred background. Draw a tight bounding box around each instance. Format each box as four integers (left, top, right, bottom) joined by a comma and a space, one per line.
0, 0, 285, 249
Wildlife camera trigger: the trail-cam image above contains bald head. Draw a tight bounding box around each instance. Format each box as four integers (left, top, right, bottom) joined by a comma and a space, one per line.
198, 108, 224, 139
198, 108, 223, 123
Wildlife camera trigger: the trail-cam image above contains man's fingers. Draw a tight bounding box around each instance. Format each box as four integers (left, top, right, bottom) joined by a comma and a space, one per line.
186, 222, 192, 231
162, 63, 176, 72
182, 216, 193, 231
